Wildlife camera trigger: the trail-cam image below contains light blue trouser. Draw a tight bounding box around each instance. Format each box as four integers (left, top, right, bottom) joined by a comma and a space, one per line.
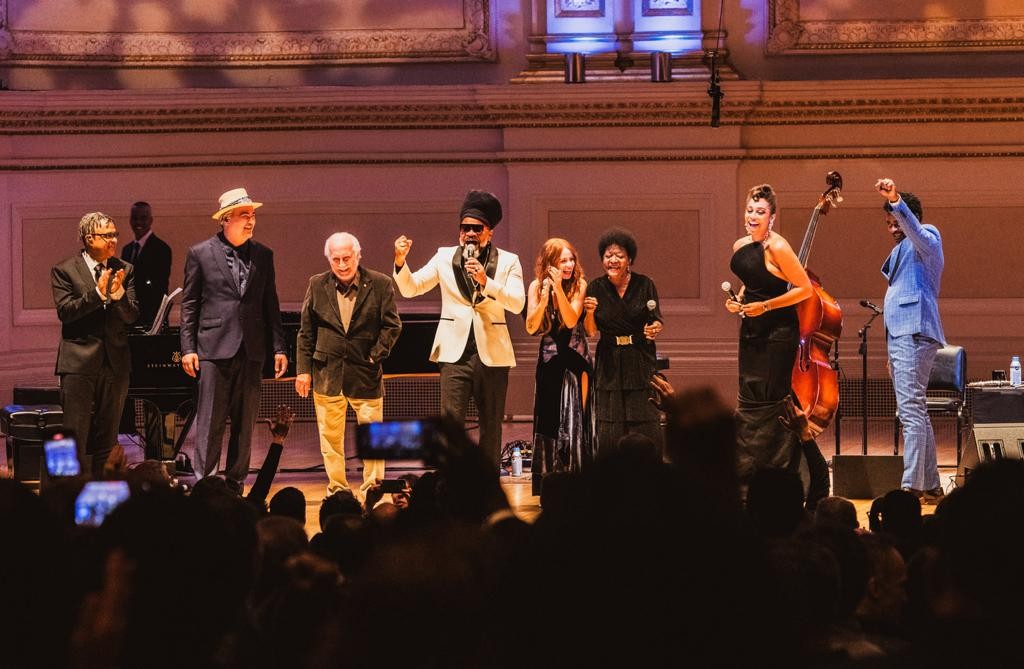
889, 332, 942, 490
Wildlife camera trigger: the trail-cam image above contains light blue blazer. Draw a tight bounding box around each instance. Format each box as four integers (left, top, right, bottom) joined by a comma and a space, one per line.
881, 198, 945, 344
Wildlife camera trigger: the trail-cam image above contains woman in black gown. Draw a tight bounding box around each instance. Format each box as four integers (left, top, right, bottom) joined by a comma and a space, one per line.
726, 184, 824, 497
526, 238, 594, 495
583, 229, 663, 454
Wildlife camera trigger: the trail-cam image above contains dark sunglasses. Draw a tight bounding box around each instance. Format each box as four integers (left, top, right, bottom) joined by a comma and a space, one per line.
459, 223, 485, 233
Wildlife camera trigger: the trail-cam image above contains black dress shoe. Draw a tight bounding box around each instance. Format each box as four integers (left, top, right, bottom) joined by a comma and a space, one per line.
904, 486, 944, 504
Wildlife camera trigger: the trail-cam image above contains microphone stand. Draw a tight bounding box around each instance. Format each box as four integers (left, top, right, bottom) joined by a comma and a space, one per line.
707, 51, 723, 128
858, 310, 881, 455
833, 338, 842, 456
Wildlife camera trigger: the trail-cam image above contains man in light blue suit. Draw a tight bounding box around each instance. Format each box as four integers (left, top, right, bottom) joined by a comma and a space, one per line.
876, 177, 945, 502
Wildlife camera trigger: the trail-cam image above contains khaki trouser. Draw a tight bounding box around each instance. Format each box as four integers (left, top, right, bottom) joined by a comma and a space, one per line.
313, 391, 385, 495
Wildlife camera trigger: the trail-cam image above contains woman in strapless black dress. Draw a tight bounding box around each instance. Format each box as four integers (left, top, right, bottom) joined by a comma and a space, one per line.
726, 184, 827, 504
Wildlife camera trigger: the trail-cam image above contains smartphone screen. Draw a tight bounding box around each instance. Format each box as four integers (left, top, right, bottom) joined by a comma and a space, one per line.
356, 420, 431, 460
380, 479, 410, 494
74, 480, 131, 527
44, 436, 81, 477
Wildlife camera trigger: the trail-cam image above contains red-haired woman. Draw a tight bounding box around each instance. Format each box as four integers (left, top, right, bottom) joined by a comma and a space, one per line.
525, 238, 594, 496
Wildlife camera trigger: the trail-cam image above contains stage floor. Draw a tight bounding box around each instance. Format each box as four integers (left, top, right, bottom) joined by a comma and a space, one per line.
3, 417, 959, 536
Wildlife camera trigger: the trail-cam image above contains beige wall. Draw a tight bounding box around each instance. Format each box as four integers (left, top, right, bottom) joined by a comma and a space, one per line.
3, 80, 1024, 411
2, 0, 1023, 409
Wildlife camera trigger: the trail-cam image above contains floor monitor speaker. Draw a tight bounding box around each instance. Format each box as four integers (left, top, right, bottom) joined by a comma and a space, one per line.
832, 455, 904, 499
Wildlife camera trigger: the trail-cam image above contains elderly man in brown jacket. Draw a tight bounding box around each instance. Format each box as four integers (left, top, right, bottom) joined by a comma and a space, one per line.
296, 232, 402, 495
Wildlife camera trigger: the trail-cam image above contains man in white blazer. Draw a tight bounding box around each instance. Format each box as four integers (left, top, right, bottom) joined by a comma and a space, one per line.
394, 190, 526, 467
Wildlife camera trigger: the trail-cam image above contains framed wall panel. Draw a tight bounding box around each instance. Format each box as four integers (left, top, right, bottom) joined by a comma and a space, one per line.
767, 0, 1024, 54
0, 0, 495, 66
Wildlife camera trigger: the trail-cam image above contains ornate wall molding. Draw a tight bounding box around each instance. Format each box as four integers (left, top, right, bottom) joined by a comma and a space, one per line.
0, 0, 494, 66
2, 80, 1024, 136
767, 0, 1024, 54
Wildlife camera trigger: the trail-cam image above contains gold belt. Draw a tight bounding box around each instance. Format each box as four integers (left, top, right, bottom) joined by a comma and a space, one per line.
614, 335, 633, 346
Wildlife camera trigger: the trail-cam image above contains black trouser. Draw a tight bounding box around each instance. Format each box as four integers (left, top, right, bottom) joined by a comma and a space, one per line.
60, 363, 129, 478
439, 349, 509, 470
194, 350, 263, 488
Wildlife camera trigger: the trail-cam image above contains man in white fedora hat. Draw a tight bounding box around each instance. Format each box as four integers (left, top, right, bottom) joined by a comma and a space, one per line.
180, 187, 288, 492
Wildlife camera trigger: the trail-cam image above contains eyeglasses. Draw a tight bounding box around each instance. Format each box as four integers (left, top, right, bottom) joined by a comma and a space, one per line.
459, 223, 485, 233
90, 232, 119, 241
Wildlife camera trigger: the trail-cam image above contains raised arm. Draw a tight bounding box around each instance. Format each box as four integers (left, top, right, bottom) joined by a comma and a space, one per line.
879, 180, 941, 258
393, 236, 440, 298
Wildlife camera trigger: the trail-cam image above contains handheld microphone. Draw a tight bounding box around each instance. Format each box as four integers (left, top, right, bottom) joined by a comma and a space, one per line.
859, 299, 882, 315
463, 242, 479, 288
722, 281, 745, 318
646, 299, 658, 325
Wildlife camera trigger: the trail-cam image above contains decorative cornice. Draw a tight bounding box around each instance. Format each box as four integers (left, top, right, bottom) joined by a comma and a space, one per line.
767, 0, 1024, 54
0, 0, 494, 65
7, 148, 1024, 172
2, 79, 1024, 135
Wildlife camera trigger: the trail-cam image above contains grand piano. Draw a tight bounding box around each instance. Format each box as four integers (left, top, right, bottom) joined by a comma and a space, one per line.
127, 312, 439, 459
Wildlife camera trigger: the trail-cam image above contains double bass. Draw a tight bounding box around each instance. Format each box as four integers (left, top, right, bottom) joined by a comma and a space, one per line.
792, 172, 843, 435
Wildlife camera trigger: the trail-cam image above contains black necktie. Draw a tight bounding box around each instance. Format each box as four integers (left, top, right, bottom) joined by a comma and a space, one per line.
94, 263, 105, 282
125, 242, 138, 264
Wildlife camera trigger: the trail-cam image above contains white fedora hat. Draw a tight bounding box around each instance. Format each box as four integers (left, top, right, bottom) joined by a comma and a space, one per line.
212, 187, 263, 220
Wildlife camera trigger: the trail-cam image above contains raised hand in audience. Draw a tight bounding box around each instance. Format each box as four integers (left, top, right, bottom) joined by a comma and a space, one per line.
103, 443, 128, 479
778, 395, 815, 442
269, 404, 294, 444
649, 372, 675, 412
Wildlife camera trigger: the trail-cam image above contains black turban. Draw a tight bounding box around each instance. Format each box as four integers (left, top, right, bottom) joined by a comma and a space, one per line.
460, 190, 502, 229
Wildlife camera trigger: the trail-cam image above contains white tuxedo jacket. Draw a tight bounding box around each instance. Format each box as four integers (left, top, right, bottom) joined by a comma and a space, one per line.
394, 245, 525, 367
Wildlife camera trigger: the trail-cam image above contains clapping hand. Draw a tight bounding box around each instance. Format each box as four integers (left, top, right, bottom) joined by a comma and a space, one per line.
108, 269, 125, 297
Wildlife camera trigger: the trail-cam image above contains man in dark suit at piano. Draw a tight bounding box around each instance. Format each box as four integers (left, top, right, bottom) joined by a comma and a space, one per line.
180, 188, 288, 493
51, 212, 139, 476
121, 201, 172, 329
295, 232, 402, 496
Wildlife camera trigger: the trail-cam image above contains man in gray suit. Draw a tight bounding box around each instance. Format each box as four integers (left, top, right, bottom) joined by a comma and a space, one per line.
180, 188, 287, 492
51, 212, 139, 476
295, 232, 401, 496
876, 177, 945, 502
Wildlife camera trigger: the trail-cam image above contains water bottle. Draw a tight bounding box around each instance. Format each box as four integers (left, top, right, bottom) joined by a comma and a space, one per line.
1012, 356, 1022, 386
511, 445, 523, 477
